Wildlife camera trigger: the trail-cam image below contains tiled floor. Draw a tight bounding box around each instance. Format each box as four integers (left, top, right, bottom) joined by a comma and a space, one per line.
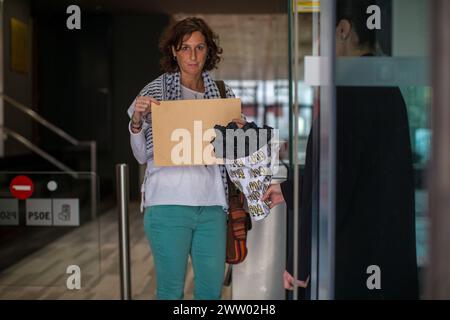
0, 202, 231, 300
0, 194, 428, 300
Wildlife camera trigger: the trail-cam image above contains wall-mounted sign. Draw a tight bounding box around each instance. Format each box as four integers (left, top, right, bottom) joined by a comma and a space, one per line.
0, 199, 19, 226
26, 199, 52, 226
10, 175, 34, 200
295, 1, 320, 13
10, 18, 29, 74
53, 199, 79, 227
25, 198, 80, 227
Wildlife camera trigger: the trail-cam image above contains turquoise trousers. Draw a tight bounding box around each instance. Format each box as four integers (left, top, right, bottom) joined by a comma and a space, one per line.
144, 205, 227, 300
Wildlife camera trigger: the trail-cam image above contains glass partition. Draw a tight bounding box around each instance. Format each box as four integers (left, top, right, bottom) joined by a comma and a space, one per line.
289, 0, 431, 299
0, 171, 101, 298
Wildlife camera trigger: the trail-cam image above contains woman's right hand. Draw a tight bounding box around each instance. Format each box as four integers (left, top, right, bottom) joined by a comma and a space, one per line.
132, 96, 160, 123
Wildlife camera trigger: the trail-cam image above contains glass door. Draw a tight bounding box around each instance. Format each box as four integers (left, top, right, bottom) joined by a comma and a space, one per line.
289, 0, 431, 299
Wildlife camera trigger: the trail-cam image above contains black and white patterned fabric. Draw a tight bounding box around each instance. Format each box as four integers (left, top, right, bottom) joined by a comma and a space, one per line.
127, 71, 242, 213
212, 122, 277, 221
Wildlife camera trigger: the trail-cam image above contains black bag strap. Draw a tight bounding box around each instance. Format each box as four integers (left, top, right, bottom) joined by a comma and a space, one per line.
215, 80, 226, 99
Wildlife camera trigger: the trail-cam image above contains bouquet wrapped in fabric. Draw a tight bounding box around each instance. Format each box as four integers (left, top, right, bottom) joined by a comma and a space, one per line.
212, 121, 280, 221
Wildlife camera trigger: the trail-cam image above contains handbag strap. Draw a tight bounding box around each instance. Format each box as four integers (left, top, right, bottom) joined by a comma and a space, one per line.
215, 80, 226, 99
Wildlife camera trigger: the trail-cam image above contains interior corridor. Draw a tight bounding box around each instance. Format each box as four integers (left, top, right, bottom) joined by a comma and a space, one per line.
0, 202, 231, 300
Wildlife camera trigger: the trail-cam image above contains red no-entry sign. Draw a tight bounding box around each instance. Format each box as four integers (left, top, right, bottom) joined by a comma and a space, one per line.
10, 175, 34, 200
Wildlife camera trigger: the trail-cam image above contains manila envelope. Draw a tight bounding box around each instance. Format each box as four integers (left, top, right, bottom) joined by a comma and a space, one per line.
152, 98, 241, 166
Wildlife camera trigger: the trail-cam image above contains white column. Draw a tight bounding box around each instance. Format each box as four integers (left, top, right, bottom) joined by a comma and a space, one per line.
427, 0, 450, 300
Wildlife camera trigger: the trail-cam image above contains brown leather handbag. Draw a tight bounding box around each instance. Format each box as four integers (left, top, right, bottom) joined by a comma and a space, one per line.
225, 176, 252, 265
214, 80, 252, 265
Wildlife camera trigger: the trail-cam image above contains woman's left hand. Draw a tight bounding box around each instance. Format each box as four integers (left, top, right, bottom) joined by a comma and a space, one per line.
232, 118, 246, 129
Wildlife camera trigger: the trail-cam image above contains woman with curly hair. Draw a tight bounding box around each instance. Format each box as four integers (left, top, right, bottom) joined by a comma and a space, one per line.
127, 17, 244, 300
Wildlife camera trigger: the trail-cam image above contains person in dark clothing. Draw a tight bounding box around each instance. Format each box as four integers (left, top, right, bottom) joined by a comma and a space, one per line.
262, 0, 419, 299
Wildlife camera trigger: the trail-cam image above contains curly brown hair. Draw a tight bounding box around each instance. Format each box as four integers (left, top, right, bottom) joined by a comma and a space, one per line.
159, 17, 223, 73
